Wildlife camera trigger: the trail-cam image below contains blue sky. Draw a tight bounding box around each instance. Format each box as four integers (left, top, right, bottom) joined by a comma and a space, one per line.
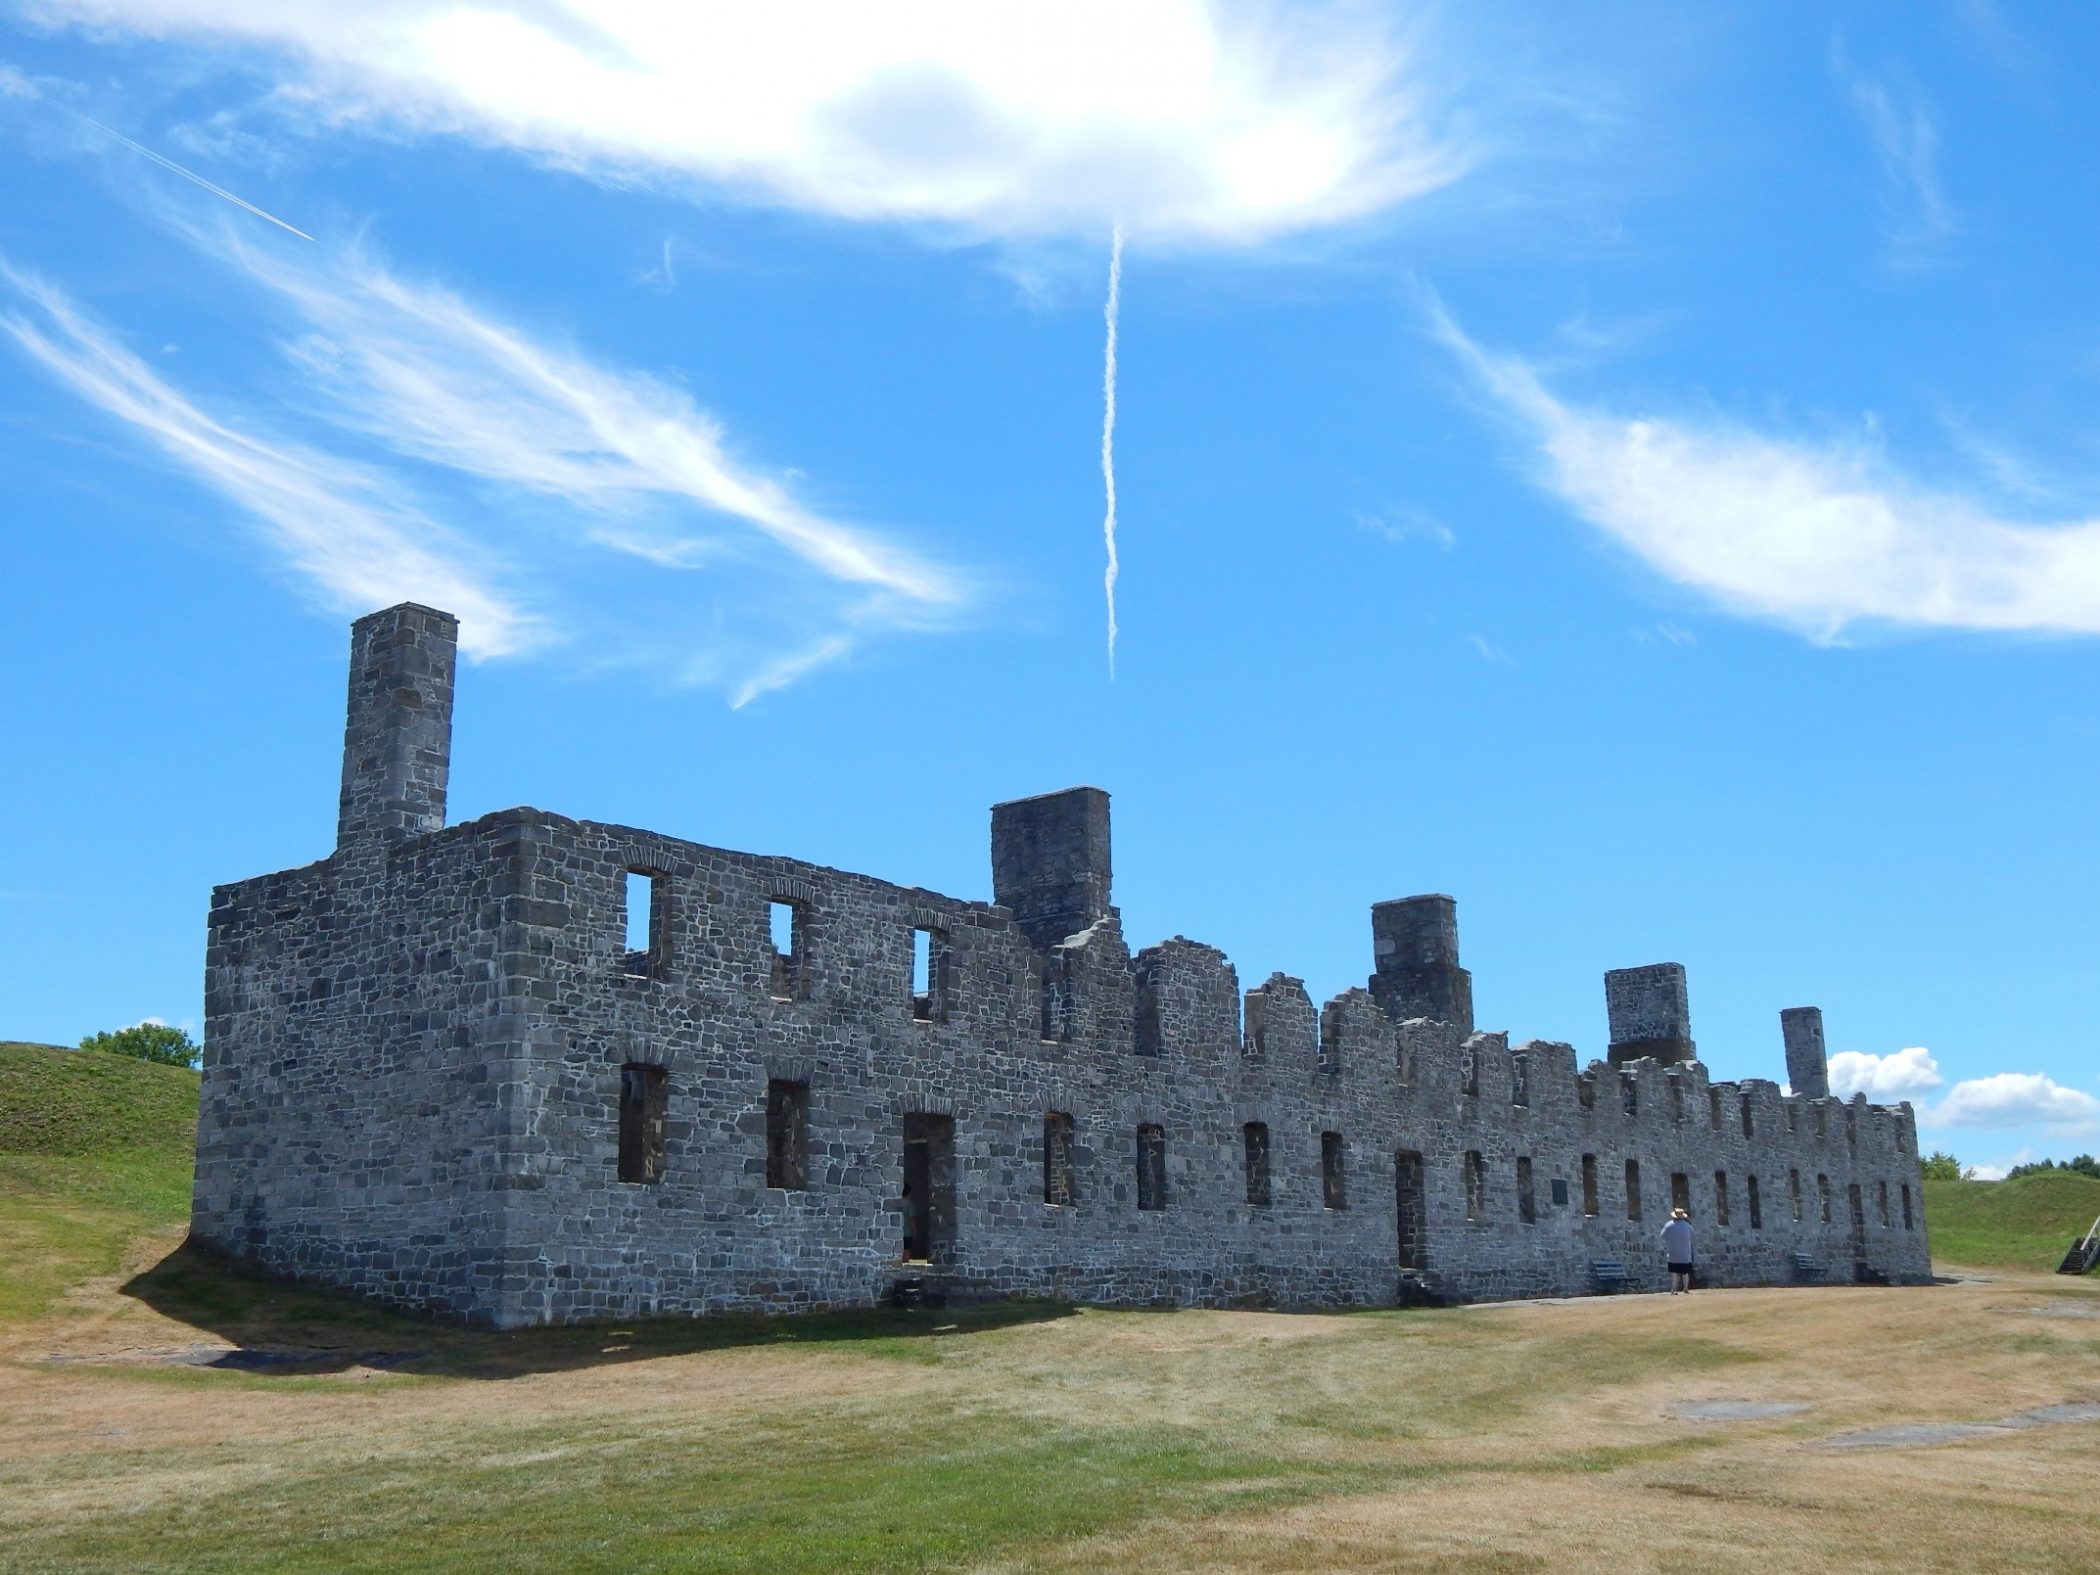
4, 2, 2097, 1176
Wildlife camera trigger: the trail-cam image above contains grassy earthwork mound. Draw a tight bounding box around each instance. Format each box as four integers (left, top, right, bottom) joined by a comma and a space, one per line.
0, 1040, 198, 1322
1923, 1171, 2100, 1274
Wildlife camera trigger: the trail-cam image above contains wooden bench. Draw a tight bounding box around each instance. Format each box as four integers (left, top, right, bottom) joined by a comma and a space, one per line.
1591, 1258, 1635, 1292
1789, 1252, 1823, 1283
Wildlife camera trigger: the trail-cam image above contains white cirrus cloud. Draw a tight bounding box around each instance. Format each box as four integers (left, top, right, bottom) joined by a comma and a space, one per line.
1429, 301, 2100, 641
0, 259, 534, 655
1832, 49, 1953, 260
25, 0, 1469, 245
1926, 1072, 2100, 1136
1828, 1045, 1945, 1103
2, 242, 973, 702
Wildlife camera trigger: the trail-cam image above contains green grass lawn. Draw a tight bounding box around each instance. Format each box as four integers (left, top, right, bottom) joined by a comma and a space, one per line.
1923, 1171, 2100, 1273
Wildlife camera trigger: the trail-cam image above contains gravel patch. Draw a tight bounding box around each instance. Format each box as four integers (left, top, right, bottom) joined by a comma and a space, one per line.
1670, 1400, 1811, 1421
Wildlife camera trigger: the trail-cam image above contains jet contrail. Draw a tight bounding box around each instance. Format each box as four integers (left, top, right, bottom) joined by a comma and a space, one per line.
10, 69, 318, 243
71, 109, 316, 242
1101, 223, 1123, 677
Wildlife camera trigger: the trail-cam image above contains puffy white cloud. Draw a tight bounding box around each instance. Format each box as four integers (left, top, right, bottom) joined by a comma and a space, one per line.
26, 0, 1468, 245
1927, 1073, 2100, 1135
1431, 303, 2100, 640
1828, 1045, 1944, 1102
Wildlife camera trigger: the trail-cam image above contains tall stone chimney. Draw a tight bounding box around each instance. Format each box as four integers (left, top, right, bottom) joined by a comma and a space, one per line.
1781, 1006, 1830, 1099
991, 787, 1113, 951
336, 603, 458, 850
1369, 895, 1475, 1032
1605, 962, 1696, 1065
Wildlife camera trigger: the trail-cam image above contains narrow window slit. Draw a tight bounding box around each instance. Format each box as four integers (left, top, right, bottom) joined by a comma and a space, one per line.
1243, 1122, 1272, 1207
766, 1079, 809, 1189
1043, 1112, 1076, 1206
1136, 1124, 1167, 1210
617, 1063, 667, 1184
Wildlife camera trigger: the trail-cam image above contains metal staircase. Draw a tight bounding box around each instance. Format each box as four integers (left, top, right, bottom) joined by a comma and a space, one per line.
2057, 1213, 2100, 1275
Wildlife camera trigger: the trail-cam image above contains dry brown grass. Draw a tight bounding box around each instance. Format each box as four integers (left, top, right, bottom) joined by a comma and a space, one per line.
4, 1225, 2098, 1573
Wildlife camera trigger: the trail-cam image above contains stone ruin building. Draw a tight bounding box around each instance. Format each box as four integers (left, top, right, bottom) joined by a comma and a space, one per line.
193, 603, 1933, 1327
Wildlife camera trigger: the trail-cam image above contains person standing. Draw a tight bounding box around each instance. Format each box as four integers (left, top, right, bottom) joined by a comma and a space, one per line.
1662, 1208, 1695, 1293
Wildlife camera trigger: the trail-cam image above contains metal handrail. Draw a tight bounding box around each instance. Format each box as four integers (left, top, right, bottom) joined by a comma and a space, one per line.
2082, 1212, 2100, 1252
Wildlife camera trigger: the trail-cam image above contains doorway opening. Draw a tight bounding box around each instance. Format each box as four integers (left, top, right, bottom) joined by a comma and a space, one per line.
901, 1113, 956, 1263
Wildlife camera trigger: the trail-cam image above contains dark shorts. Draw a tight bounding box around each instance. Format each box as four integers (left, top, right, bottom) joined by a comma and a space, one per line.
1668, 1261, 1694, 1275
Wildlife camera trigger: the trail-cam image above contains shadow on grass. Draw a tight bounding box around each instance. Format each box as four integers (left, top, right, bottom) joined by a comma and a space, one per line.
119, 1239, 1076, 1379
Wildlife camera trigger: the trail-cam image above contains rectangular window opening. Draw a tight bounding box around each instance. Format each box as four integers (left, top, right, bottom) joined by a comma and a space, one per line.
1742, 1102, 1755, 1139
767, 900, 805, 999
1670, 1171, 1691, 1216
617, 1062, 667, 1184
1621, 1073, 1638, 1116
1396, 1150, 1427, 1269
1790, 1168, 1803, 1223
911, 927, 949, 1022
765, 1079, 810, 1189
1818, 1173, 1832, 1225
1136, 1124, 1167, 1211
1463, 1150, 1486, 1222
1517, 1155, 1536, 1224
1321, 1131, 1347, 1210
1043, 1111, 1076, 1206
1582, 1153, 1600, 1217
1511, 1053, 1529, 1107
1550, 1176, 1569, 1208
1243, 1122, 1272, 1208
1901, 1183, 1914, 1230
1877, 1179, 1891, 1228
1625, 1158, 1643, 1221
1577, 1072, 1595, 1110
1708, 1088, 1723, 1130
622, 870, 662, 974
1713, 1170, 1730, 1227
1748, 1174, 1763, 1230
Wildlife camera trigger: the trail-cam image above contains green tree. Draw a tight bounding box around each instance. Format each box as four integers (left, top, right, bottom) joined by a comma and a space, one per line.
1918, 1150, 1964, 1182
79, 1023, 199, 1069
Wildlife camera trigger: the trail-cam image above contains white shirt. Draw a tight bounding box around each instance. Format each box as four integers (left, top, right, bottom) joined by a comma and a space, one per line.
1661, 1219, 1694, 1262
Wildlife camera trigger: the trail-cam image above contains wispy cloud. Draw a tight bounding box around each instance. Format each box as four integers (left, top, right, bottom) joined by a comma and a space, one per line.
239, 239, 963, 610
1467, 633, 1515, 668
1356, 506, 1455, 551
1429, 298, 2100, 641
0, 259, 531, 654
3, 240, 974, 698
1832, 49, 1953, 262
26, 1, 1470, 248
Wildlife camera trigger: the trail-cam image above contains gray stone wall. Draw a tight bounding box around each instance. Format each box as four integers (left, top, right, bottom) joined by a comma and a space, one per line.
194, 605, 1933, 1327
